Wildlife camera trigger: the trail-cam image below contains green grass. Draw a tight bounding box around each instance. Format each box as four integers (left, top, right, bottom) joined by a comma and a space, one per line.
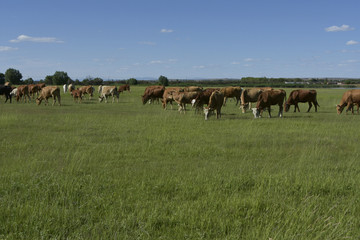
0, 87, 359, 239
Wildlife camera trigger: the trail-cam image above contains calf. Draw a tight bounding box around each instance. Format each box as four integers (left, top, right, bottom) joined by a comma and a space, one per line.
204, 90, 224, 120
70, 89, 83, 103
36, 86, 61, 106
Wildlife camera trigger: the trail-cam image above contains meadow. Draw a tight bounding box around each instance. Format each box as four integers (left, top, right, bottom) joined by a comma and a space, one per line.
0, 86, 359, 239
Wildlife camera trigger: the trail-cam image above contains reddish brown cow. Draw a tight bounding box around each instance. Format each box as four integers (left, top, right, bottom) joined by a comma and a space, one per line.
71, 89, 83, 103
285, 89, 319, 112
336, 89, 360, 115
118, 84, 131, 93
78, 86, 94, 100
171, 91, 199, 113
28, 84, 40, 98
192, 88, 220, 113
240, 88, 264, 113
204, 91, 224, 120
142, 86, 165, 105
16, 85, 31, 103
184, 86, 203, 92
253, 89, 286, 118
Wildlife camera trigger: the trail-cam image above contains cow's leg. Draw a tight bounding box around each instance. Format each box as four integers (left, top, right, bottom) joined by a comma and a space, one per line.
279, 105, 283, 118
307, 102, 312, 112
223, 97, 227, 106
313, 101, 317, 112
268, 107, 272, 118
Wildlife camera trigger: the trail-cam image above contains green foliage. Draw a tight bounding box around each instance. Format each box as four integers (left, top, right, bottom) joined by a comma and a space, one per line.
82, 76, 103, 85
158, 75, 169, 86
52, 71, 71, 85
127, 78, 138, 85
0, 73, 5, 84
23, 78, 34, 84
44, 75, 53, 85
0, 88, 359, 239
5, 68, 22, 84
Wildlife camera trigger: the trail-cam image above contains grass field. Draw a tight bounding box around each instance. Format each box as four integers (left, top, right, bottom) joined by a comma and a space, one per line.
0, 86, 359, 239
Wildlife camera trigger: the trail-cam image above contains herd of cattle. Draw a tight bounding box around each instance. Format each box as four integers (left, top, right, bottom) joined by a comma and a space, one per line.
1, 82, 360, 119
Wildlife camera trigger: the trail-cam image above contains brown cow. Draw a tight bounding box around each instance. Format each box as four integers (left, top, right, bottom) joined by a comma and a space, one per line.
78, 86, 94, 100
142, 86, 165, 105
240, 88, 264, 113
221, 86, 242, 106
36, 86, 61, 106
336, 89, 360, 115
192, 88, 220, 113
28, 84, 40, 98
118, 84, 131, 93
98, 86, 119, 103
252, 89, 286, 118
36, 83, 46, 95
71, 89, 83, 103
204, 91, 224, 120
184, 86, 203, 92
285, 89, 319, 112
162, 87, 183, 109
172, 91, 199, 113
16, 85, 31, 103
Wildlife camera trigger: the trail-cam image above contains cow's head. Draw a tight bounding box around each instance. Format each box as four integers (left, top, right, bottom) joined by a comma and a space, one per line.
141, 95, 149, 105
284, 103, 290, 112
252, 108, 261, 118
203, 107, 214, 120
336, 104, 345, 114
35, 97, 42, 105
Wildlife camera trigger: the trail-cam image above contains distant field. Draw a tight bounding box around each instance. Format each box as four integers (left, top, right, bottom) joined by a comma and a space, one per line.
0, 87, 359, 239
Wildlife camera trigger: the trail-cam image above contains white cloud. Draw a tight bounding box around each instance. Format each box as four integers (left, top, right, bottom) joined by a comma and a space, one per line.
149, 60, 163, 64
244, 58, 254, 62
138, 41, 156, 45
10, 34, 63, 43
0, 46, 18, 51
346, 59, 358, 63
193, 65, 205, 69
231, 61, 241, 65
325, 24, 354, 32
346, 40, 359, 45
161, 29, 174, 33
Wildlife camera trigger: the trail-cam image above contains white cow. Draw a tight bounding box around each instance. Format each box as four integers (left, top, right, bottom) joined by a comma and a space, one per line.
63, 84, 68, 93
98, 86, 119, 103
10, 88, 18, 97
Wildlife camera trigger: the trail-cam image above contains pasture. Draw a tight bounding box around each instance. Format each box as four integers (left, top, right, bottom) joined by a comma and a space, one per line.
0, 87, 359, 239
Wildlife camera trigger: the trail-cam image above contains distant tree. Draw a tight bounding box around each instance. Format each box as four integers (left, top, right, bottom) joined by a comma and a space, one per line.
23, 78, 34, 84
158, 75, 169, 86
52, 71, 71, 85
0, 73, 5, 84
44, 75, 53, 85
127, 78, 138, 85
92, 77, 103, 85
5, 68, 22, 84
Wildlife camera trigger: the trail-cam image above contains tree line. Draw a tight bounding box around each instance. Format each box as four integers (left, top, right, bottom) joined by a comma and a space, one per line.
1, 68, 359, 88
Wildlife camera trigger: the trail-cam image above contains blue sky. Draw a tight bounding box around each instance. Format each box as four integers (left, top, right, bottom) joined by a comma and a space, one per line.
0, 0, 359, 80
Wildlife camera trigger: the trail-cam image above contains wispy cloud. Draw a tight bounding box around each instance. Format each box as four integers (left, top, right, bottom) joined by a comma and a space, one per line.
193, 65, 205, 69
231, 61, 241, 65
325, 24, 354, 32
138, 41, 156, 46
10, 34, 64, 43
161, 29, 174, 33
346, 40, 359, 45
149, 60, 163, 64
0, 46, 18, 51
244, 58, 254, 62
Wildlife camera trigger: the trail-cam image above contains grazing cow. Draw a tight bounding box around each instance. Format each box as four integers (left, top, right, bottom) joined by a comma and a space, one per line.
252, 89, 286, 118
98, 86, 119, 103
68, 83, 75, 92
28, 84, 40, 98
70, 89, 83, 103
118, 84, 131, 93
16, 85, 31, 103
63, 84, 68, 93
142, 86, 165, 105
162, 87, 183, 109
78, 85, 95, 100
336, 89, 360, 115
36, 86, 61, 106
204, 90, 224, 120
172, 91, 199, 114
221, 87, 242, 106
284, 89, 319, 112
184, 86, 203, 92
240, 88, 264, 113
192, 88, 220, 113
0, 85, 12, 103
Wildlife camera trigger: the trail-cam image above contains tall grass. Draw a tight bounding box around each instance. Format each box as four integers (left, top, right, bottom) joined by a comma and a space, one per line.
0, 87, 359, 239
